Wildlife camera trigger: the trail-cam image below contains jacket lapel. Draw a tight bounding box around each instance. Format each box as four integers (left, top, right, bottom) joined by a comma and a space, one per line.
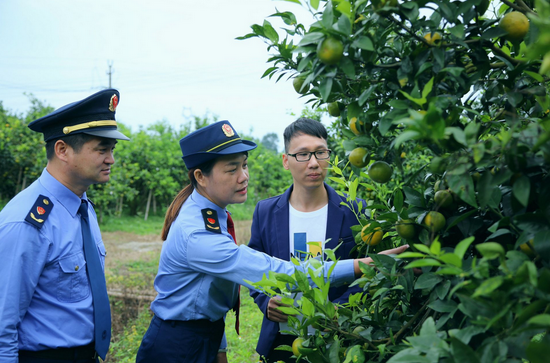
325, 184, 345, 250
274, 186, 292, 260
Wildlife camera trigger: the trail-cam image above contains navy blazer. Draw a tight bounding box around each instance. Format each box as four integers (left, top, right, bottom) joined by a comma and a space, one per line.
248, 183, 364, 357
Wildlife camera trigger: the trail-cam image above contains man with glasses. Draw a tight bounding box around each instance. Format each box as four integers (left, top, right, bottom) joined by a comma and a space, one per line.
248, 118, 364, 363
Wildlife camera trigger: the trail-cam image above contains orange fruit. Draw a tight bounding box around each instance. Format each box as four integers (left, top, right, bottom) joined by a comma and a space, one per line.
349, 117, 371, 135
368, 161, 392, 183
292, 337, 305, 356
434, 190, 453, 208
499, 12, 529, 42
424, 32, 442, 46
292, 337, 313, 355
423, 211, 446, 233
396, 219, 417, 239
519, 240, 536, 257
361, 224, 383, 246
317, 37, 344, 65
328, 102, 340, 117
293, 76, 309, 94
349, 147, 370, 168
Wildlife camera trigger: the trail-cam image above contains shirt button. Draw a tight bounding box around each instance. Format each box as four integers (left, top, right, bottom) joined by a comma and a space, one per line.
75, 265, 79, 271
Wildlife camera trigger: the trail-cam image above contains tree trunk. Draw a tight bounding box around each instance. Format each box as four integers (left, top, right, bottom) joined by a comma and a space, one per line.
153, 194, 157, 215
16, 167, 23, 194
144, 189, 152, 221
118, 195, 124, 216
21, 174, 27, 191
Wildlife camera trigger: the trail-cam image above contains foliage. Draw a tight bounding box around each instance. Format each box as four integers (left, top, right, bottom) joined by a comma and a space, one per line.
0, 106, 290, 220
0, 96, 51, 200
241, 0, 550, 361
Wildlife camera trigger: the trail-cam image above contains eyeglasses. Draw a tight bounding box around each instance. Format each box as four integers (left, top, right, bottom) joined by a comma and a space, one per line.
287, 149, 332, 162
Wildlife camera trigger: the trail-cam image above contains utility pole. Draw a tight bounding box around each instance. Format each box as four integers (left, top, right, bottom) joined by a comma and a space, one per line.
106, 61, 114, 88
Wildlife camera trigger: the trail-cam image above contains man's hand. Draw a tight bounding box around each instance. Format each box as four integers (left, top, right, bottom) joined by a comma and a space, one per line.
266, 296, 292, 322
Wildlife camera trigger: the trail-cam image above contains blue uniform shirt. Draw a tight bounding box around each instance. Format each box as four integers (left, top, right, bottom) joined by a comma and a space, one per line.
150, 190, 355, 322
0, 169, 105, 362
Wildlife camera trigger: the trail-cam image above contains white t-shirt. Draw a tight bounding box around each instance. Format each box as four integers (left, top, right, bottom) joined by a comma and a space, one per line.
288, 203, 328, 260
280, 202, 329, 335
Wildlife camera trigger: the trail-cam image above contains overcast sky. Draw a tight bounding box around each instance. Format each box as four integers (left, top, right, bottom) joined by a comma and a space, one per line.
0, 0, 321, 149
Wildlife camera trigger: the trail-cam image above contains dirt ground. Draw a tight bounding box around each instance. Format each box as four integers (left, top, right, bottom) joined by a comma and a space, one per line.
102, 219, 252, 269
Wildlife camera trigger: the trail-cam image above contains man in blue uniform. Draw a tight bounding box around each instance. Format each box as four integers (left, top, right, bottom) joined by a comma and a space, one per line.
0, 89, 130, 363
248, 118, 365, 363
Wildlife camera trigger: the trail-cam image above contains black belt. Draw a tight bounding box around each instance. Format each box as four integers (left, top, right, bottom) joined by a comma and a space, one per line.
19, 343, 98, 360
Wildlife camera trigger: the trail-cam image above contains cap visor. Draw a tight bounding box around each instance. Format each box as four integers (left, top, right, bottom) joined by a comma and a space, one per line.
216, 139, 257, 155
83, 129, 130, 141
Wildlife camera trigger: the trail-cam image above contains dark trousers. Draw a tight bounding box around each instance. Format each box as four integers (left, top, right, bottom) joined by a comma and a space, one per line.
261, 333, 297, 363
136, 315, 224, 363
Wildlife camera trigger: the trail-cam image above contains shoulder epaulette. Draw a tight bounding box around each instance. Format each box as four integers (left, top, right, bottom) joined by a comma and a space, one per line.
25, 195, 54, 229
201, 208, 221, 234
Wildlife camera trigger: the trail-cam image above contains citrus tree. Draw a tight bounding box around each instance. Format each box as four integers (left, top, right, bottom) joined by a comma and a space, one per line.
242, 0, 550, 361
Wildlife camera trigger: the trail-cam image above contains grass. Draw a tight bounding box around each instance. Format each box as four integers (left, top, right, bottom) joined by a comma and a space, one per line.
104, 213, 263, 362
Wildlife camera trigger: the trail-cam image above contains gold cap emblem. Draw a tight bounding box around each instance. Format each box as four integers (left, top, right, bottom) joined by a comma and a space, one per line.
222, 124, 234, 137
109, 94, 119, 112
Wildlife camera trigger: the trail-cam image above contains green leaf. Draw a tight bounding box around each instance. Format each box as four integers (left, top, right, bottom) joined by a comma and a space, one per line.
512, 174, 531, 207
414, 243, 431, 254
395, 130, 421, 148
399, 90, 426, 107
358, 84, 377, 106
525, 70, 544, 82
454, 237, 475, 260
278, 306, 300, 315
481, 27, 508, 40
430, 238, 441, 255
421, 77, 434, 99
429, 299, 457, 313
298, 32, 325, 46
262, 20, 279, 43
476, 242, 505, 259
319, 77, 333, 102
405, 259, 442, 268
448, 24, 465, 39
415, 273, 443, 289
310, 0, 320, 9
301, 296, 315, 317
403, 186, 425, 207
450, 337, 481, 363
393, 189, 403, 212
473, 276, 504, 297
446, 173, 477, 208
352, 36, 374, 51
397, 252, 427, 258
439, 253, 462, 267
527, 314, 550, 328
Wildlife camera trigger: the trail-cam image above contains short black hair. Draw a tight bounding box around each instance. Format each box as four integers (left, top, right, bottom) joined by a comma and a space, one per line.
45, 133, 97, 160
283, 118, 328, 152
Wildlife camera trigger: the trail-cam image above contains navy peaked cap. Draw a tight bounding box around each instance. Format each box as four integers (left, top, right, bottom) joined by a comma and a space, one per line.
180, 121, 257, 169
28, 89, 130, 142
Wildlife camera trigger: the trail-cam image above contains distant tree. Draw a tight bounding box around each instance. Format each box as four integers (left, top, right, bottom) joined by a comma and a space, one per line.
261, 132, 280, 152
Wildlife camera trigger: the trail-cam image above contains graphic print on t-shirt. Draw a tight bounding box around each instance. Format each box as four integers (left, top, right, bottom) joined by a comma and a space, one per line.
291, 233, 323, 260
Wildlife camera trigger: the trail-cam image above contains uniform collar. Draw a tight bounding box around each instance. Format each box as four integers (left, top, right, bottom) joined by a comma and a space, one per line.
190, 189, 228, 223
39, 168, 86, 217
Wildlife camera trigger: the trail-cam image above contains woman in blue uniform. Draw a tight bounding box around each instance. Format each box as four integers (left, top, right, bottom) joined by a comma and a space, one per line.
135, 121, 408, 363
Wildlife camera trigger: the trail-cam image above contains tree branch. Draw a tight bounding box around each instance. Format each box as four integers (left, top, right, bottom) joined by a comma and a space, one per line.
500, 0, 525, 12
488, 42, 526, 65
